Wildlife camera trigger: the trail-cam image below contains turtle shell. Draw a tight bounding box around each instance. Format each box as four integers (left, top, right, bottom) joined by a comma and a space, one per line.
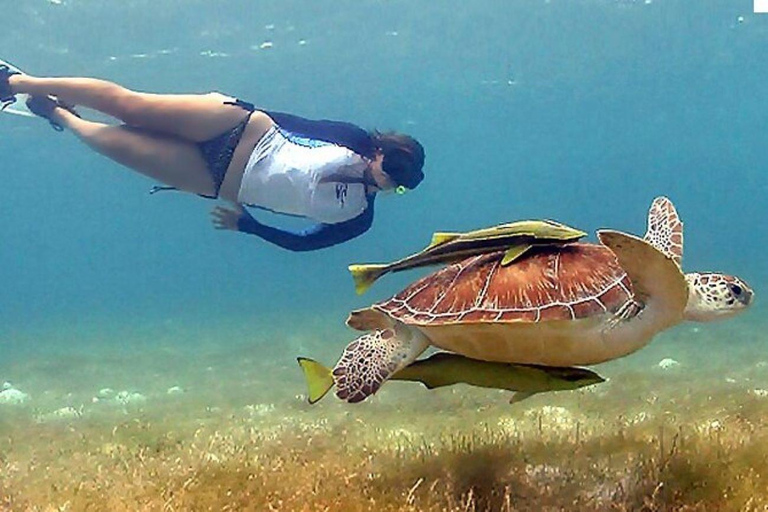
378, 243, 632, 324
357, 243, 639, 366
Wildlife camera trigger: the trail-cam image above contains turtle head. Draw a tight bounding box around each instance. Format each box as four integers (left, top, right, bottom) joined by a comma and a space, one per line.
683, 272, 754, 322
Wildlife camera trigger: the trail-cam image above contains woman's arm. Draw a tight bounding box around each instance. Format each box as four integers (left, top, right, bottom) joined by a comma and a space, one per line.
211, 203, 374, 252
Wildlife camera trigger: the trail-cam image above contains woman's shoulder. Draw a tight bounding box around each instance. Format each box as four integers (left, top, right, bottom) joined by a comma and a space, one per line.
264, 110, 375, 158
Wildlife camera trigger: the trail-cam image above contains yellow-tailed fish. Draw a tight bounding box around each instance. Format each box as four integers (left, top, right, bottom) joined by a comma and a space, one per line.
297, 352, 604, 405
348, 219, 586, 294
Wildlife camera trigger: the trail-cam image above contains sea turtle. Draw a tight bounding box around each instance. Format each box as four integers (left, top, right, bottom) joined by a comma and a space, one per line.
325, 197, 754, 403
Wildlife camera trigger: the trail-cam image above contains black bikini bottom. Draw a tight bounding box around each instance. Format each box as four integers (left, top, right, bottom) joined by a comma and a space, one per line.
195, 99, 257, 199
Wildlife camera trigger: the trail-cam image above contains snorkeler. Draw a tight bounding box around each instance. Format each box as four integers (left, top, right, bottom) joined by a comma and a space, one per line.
0, 61, 425, 251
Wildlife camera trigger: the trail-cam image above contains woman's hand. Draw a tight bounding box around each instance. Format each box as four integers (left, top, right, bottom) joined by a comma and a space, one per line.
211, 203, 247, 231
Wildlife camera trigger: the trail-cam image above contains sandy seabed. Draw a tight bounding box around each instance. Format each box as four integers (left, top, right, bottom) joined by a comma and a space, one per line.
1, 310, 766, 511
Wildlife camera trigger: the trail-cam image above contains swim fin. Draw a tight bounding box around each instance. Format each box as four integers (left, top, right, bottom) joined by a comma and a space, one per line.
0, 58, 26, 115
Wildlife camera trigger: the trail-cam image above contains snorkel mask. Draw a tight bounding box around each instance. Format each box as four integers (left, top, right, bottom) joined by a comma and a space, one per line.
381, 149, 423, 193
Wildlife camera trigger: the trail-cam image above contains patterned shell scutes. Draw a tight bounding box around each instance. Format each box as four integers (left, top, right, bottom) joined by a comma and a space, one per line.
376, 244, 634, 325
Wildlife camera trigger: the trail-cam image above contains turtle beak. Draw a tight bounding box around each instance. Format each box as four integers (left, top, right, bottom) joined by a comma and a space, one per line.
730, 280, 754, 308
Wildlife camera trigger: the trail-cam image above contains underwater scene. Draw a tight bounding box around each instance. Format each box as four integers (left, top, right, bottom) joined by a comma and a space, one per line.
1, 0, 767, 510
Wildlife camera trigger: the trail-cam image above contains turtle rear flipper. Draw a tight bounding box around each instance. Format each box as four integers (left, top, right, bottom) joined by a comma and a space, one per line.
333, 327, 429, 403
346, 307, 394, 331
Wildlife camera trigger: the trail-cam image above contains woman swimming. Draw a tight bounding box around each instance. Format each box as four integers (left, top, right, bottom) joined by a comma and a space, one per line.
0, 63, 425, 251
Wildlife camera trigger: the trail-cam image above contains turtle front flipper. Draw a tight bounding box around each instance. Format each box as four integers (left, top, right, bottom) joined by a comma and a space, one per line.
598, 229, 688, 331
643, 196, 684, 266
332, 326, 430, 403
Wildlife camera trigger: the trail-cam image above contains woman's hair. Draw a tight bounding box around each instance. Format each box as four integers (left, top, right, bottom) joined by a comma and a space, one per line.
371, 131, 425, 190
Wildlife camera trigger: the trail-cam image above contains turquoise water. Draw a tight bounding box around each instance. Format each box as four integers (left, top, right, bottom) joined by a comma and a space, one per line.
0, 1, 766, 509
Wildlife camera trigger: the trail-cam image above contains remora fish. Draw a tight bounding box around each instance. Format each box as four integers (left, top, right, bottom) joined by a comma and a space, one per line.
348, 219, 585, 294
298, 351, 604, 405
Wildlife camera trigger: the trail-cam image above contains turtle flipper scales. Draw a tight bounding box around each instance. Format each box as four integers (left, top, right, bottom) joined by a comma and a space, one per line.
644, 196, 684, 267
332, 327, 429, 403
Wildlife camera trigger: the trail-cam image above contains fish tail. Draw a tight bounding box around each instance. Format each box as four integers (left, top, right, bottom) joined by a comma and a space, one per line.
297, 357, 335, 404
348, 264, 388, 295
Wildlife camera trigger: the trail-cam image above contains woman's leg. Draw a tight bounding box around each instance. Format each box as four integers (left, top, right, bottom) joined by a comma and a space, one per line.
52, 106, 218, 197
8, 75, 249, 142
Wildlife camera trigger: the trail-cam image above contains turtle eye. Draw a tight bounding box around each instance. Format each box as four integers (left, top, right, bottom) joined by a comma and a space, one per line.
729, 284, 743, 297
